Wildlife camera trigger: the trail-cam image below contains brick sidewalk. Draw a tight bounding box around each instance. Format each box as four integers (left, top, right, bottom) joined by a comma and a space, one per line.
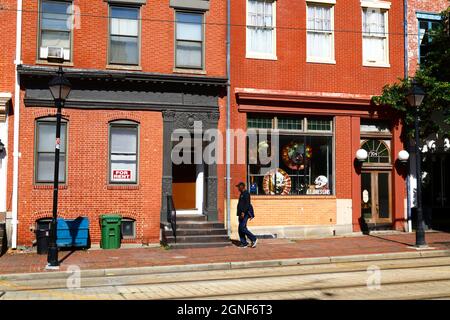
1, 232, 450, 275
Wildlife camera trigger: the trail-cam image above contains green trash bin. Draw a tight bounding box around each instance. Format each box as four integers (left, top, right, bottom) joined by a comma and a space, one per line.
100, 214, 122, 249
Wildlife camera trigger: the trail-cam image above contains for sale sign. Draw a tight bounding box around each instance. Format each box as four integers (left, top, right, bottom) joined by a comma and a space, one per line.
112, 169, 132, 181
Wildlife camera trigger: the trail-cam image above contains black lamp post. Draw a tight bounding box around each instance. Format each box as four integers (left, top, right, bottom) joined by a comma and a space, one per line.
47, 67, 71, 268
406, 79, 427, 248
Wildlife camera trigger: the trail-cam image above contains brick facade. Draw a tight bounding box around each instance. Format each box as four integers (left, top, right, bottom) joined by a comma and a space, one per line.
229, 0, 407, 236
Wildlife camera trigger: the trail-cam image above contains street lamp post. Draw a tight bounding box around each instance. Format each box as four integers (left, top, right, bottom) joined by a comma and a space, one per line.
406, 79, 427, 248
46, 67, 71, 268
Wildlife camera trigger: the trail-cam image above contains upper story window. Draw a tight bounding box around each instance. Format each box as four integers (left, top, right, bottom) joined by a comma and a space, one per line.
109, 121, 139, 184
417, 13, 442, 64
35, 118, 67, 184
39, 0, 72, 62
246, 0, 276, 60
175, 12, 204, 69
306, 1, 335, 64
109, 6, 140, 65
361, 1, 390, 67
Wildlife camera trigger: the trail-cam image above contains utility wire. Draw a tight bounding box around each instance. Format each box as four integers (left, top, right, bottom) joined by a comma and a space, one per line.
0, 6, 441, 37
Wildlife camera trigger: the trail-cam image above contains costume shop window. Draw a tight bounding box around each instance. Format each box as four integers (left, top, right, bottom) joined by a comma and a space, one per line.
247, 115, 334, 196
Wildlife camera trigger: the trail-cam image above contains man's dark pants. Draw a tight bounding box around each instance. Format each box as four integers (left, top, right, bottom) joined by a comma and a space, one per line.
239, 214, 257, 246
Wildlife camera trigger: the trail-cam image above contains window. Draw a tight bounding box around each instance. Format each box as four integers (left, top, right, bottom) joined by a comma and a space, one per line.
418, 16, 441, 64
307, 3, 334, 63
39, 0, 72, 61
175, 12, 204, 69
247, 115, 334, 196
35, 119, 67, 183
362, 7, 389, 66
361, 139, 391, 163
246, 0, 276, 59
121, 218, 136, 238
109, 121, 139, 184
109, 6, 140, 65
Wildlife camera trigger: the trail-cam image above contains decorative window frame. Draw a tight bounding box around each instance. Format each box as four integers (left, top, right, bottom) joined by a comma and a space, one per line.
306, 0, 336, 64
361, 0, 391, 68
246, 0, 277, 61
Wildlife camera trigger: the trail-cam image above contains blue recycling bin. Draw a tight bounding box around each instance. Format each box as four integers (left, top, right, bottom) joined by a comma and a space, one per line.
56, 217, 89, 248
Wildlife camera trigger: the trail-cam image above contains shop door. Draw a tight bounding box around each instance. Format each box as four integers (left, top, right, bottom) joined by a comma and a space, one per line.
361, 171, 392, 224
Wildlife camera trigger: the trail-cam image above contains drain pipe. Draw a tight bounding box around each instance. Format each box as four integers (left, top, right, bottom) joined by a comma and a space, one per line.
403, 0, 413, 233
11, 0, 23, 249
225, 0, 231, 236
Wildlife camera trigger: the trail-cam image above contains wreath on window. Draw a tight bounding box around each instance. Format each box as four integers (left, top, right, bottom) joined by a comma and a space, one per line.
262, 168, 292, 195
281, 141, 312, 170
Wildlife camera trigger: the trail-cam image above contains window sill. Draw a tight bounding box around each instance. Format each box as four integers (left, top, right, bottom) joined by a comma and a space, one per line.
34, 184, 68, 190
106, 64, 142, 71
107, 184, 140, 190
36, 60, 74, 67
363, 62, 390, 68
245, 53, 278, 61
173, 68, 206, 75
307, 58, 336, 65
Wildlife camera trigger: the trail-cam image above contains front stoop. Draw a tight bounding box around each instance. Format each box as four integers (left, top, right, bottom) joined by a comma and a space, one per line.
163, 214, 230, 249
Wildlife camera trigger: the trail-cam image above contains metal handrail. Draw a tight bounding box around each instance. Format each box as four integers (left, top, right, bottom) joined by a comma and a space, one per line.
166, 195, 177, 243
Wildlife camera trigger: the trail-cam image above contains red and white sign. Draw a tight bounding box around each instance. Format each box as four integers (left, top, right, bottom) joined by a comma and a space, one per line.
112, 169, 132, 181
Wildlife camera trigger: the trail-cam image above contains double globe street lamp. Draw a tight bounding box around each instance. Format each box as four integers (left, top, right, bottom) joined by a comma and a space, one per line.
47, 67, 72, 269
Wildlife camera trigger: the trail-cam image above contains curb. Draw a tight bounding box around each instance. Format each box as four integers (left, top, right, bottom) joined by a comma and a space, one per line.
1, 249, 449, 281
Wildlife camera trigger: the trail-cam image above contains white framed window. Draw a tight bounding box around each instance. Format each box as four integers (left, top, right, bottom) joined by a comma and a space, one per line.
362, 5, 390, 67
109, 121, 139, 184
109, 6, 140, 65
306, 2, 335, 64
246, 0, 276, 60
175, 12, 204, 69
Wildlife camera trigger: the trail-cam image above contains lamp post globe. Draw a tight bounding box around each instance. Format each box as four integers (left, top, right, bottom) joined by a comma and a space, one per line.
356, 148, 368, 162
398, 150, 410, 163
46, 67, 71, 269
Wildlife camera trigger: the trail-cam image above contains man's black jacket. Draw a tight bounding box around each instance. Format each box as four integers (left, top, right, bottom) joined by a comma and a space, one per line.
237, 190, 254, 218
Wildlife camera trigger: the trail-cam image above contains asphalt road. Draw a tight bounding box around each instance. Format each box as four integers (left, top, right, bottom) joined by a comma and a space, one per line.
1, 256, 450, 300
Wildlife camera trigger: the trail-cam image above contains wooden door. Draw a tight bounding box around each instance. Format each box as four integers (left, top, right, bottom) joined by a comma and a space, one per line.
361, 171, 392, 224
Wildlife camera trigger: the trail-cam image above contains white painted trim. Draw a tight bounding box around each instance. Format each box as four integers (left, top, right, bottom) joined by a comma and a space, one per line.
306, 0, 336, 4
360, 0, 391, 10
362, 7, 390, 67
195, 164, 204, 215
307, 58, 336, 64
246, 0, 277, 61
363, 62, 391, 68
12, 0, 23, 249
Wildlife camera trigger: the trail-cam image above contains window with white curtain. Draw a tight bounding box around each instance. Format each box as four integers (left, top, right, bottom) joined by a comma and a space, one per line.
175, 12, 204, 69
246, 0, 276, 59
362, 7, 389, 66
306, 4, 334, 63
109, 122, 139, 184
109, 6, 140, 65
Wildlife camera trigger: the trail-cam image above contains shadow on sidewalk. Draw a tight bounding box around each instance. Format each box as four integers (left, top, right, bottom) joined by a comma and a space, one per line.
367, 234, 413, 247
58, 250, 76, 265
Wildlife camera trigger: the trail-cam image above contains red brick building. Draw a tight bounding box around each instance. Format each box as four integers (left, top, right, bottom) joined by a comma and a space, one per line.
2, 0, 227, 247
228, 0, 408, 237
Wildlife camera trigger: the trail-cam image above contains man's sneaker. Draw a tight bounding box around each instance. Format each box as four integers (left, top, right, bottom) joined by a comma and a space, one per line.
250, 239, 258, 248
238, 244, 248, 248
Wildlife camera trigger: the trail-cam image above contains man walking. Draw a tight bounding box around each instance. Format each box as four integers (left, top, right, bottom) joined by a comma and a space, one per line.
236, 182, 258, 248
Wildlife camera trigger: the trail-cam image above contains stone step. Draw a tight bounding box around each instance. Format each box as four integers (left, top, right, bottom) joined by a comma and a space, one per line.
175, 214, 207, 222
166, 234, 229, 244
168, 242, 231, 249
164, 228, 228, 237
173, 222, 225, 230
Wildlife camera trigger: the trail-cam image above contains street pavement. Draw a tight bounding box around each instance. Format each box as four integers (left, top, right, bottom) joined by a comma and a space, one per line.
2, 255, 450, 300
1, 231, 450, 275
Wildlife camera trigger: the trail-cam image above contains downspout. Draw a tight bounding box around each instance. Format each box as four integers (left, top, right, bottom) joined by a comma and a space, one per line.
226, 0, 231, 236
11, 0, 23, 248
403, 0, 412, 232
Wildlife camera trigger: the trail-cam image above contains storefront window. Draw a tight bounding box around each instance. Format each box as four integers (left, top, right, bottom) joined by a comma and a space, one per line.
247, 115, 334, 196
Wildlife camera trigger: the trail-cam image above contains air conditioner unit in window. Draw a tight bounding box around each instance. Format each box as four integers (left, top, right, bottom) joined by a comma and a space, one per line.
40, 46, 70, 62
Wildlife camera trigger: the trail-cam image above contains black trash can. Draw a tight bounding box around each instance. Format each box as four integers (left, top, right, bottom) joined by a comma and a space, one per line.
36, 228, 50, 255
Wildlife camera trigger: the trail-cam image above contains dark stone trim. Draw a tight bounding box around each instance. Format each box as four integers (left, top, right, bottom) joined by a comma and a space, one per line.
104, 0, 147, 5
18, 65, 227, 86
170, 0, 210, 11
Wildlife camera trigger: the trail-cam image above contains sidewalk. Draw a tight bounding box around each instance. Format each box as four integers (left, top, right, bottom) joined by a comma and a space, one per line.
1, 231, 450, 275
